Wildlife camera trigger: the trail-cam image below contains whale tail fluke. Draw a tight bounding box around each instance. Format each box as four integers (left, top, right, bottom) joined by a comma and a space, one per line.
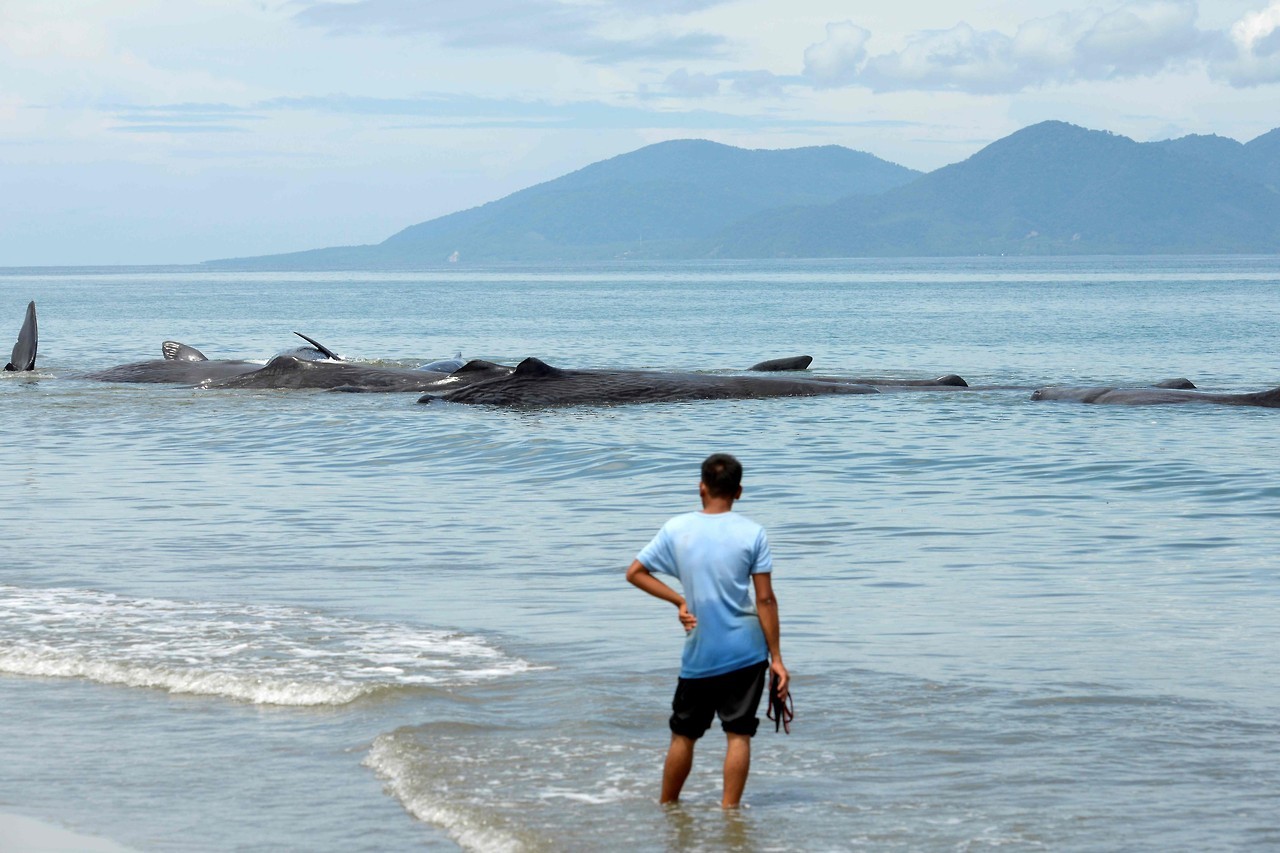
162, 341, 209, 362
4, 301, 37, 371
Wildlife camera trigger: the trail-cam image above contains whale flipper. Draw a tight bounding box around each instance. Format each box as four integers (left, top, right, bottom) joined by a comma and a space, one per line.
162, 341, 209, 362
292, 332, 341, 361
4, 301, 37, 371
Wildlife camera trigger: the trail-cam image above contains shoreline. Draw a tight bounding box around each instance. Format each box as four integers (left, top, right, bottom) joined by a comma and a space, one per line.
0, 812, 140, 853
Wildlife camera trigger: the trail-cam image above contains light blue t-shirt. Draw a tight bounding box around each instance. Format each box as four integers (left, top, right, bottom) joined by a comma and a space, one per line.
636, 510, 773, 679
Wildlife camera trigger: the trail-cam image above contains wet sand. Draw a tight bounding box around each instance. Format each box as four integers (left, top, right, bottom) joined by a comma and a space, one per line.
0, 812, 139, 853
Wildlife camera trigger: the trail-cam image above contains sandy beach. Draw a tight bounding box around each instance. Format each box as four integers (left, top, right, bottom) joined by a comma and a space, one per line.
0, 813, 138, 853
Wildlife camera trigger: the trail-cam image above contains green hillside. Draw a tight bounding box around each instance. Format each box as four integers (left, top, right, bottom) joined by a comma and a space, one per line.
712, 122, 1280, 257
211, 140, 919, 267
208, 122, 1280, 267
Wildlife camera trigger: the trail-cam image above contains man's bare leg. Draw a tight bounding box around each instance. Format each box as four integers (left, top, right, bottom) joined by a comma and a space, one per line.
722, 733, 751, 808
662, 734, 696, 804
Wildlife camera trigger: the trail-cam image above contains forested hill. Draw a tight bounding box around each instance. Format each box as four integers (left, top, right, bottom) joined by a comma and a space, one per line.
711, 121, 1280, 257
209, 140, 920, 267
208, 121, 1280, 268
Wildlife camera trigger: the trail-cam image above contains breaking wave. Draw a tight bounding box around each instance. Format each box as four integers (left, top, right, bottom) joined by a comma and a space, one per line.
0, 584, 534, 706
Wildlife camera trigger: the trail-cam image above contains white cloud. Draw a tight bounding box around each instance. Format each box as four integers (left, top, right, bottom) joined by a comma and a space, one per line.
806, 0, 1224, 94
860, 23, 1021, 93
728, 70, 787, 98
802, 21, 870, 88
662, 68, 721, 97
0, 2, 256, 108
293, 0, 730, 63
1216, 0, 1280, 85
1073, 0, 1206, 76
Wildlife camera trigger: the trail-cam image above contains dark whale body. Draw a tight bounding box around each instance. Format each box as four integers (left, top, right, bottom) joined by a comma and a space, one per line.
419, 357, 880, 408
746, 354, 967, 388
82, 334, 344, 385
204, 355, 457, 392
5, 301, 37, 371
204, 357, 515, 392
83, 342, 265, 384
815, 373, 969, 389
1030, 385, 1280, 408
205, 354, 852, 395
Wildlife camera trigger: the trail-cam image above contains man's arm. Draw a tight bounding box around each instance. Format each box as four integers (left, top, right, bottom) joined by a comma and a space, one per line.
752, 572, 788, 696
626, 560, 696, 632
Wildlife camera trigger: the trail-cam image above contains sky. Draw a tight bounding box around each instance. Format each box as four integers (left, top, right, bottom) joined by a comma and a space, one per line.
2, 0, 1279, 265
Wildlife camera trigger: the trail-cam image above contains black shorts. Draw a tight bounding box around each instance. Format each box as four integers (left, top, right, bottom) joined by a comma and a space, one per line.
669, 659, 768, 740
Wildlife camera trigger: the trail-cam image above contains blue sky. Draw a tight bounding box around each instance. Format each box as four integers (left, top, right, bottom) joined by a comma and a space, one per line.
2, 0, 1279, 265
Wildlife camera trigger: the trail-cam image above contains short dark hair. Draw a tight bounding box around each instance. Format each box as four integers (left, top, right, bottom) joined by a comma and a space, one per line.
701, 453, 743, 498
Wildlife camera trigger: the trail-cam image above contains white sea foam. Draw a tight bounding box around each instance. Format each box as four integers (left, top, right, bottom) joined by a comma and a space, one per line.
364, 726, 658, 851
366, 732, 529, 853
0, 585, 533, 706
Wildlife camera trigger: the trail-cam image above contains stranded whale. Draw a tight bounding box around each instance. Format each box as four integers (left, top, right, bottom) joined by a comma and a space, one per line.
202, 355, 468, 392
201, 355, 846, 395
1030, 384, 1280, 408
82, 333, 344, 384
417, 357, 881, 408
747, 354, 968, 388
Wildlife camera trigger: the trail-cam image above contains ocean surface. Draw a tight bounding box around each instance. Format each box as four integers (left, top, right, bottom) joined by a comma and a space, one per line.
1, 257, 1278, 852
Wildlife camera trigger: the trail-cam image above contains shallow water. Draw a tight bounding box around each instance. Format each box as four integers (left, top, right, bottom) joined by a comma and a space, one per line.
2, 257, 1279, 851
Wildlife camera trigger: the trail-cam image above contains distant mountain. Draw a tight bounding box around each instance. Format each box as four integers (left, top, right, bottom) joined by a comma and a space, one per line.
712, 121, 1280, 257
208, 122, 1280, 267
209, 140, 920, 268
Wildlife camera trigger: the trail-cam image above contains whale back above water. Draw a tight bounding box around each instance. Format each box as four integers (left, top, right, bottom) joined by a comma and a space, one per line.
420, 356, 881, 408
85, 333, 346, 384
1030, 384, 1280, 407
204, 355, 460, 392
4, 301, 37, 372
84, 338, 262, 383
810, 372, 969, 389
419, 351, 466, 373
1152, 378, 1197, 389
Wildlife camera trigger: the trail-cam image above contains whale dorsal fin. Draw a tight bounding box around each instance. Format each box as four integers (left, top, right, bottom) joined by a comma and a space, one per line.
1153, 378, 1196, 389
4, 301, 37, 371
935, 374, 968, 387
748, 355, 812, 372
293, 332, 341, 361
162, 341, 208, 362
452, 359, 506, 374
514, 357, 563, 378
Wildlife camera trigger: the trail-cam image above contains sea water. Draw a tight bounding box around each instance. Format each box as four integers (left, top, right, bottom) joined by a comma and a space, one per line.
1, 257, 1278, 851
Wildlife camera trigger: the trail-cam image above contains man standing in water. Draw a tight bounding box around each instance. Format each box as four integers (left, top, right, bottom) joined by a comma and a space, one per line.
626, 453, 789, 808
